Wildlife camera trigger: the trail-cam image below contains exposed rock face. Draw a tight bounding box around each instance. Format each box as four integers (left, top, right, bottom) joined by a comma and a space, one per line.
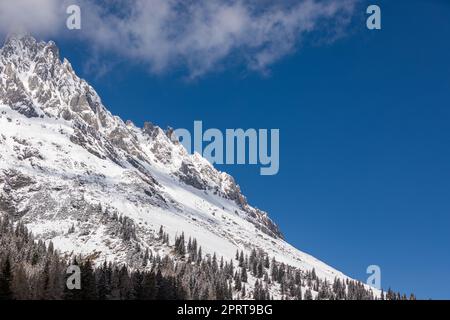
3, 35, 283, 237
0, 34, 283, 250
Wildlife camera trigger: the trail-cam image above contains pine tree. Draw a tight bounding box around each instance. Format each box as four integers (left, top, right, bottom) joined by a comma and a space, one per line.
295, 285, 302, 300
239, 251, 244, 267
118, 265, 132, 299
241, 266, 248, 283
131, 271, 144, 300
12, 264, 29, 300
234, 272, 242, 291
197, 247, 202, 264
304, 288, 313, 300
264, 256, 270, 269
0, 255, 13, 300
96, 265, 108, 300
257, 261, 263, 278
241, 284, 246, 298
80, 260, 97, 300
175, 233, 186, 256
142, 271, 157, 300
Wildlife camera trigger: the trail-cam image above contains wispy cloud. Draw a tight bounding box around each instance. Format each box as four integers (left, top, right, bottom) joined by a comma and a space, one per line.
0, 0, 357, 78
0, 0, 64, 36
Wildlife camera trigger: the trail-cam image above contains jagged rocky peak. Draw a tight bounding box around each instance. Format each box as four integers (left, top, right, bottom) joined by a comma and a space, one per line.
1, 34, 61, 81
2, 33, 45, 59
1, 34, 112, 129
2, 32, 64, 67
0, 34, 284, 240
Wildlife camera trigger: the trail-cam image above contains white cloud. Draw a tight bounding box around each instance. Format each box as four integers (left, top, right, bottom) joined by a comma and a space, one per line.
0, 0, 357, 78
0, 0, 64, 36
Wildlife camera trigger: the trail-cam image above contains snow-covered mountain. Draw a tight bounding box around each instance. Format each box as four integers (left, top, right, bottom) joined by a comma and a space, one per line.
0, 34, 378, 298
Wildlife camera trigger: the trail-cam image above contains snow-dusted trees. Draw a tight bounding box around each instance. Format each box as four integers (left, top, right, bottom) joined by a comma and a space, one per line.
174, 233, 186, 256
0, 217, 412, 300
0, 216, 67, 300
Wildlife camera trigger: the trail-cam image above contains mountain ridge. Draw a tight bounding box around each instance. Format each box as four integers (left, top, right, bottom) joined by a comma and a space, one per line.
0, 34, 380, 299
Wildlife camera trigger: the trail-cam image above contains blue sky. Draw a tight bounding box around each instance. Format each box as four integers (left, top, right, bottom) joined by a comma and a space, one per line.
8, 0, 450, 298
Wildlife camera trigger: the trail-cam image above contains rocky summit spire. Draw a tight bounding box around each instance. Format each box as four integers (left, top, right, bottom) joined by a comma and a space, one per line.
3, 32, 35, 47
1, 33, 59, 63
0, 34, 108, 124
1, 33, 62, 75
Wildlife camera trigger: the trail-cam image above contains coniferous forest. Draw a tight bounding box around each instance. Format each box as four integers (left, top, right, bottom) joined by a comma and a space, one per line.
0, 217, 415, 300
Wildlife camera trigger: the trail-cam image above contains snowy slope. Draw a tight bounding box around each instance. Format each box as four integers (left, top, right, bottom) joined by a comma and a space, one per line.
0, 34, 379, 297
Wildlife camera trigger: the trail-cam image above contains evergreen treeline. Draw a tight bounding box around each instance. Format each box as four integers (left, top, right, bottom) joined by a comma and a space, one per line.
0, 217, 415, 300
